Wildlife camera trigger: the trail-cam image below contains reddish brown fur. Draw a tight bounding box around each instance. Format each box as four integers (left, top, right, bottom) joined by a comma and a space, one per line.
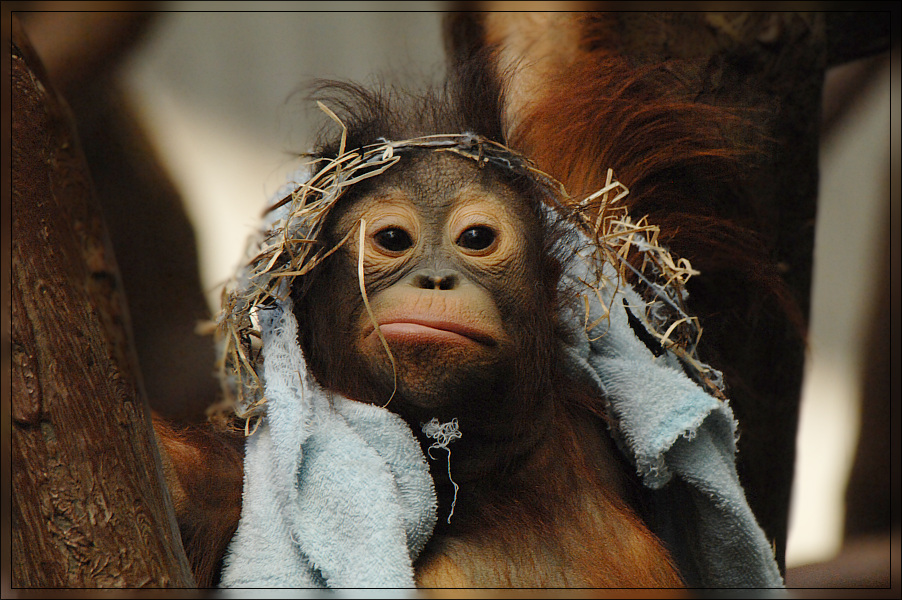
414, 378, 683, 588
491, 17, 804, 338
153, 414, 244, 587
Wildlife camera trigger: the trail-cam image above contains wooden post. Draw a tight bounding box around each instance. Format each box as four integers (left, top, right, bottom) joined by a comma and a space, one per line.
10, 16, 195, 587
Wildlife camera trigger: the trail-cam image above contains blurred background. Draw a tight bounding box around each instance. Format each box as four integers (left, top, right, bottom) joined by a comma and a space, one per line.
8, 1, 899, 590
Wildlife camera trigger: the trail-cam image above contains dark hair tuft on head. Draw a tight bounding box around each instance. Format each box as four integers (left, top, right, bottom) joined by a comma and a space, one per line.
309, 55, 506, 160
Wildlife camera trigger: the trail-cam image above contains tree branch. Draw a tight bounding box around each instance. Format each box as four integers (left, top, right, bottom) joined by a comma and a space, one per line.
10, 15, 194, 587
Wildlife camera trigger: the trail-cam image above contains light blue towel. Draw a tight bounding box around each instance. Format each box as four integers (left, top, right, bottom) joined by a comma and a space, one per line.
220, 297, 437, 588
560, 251, 784, 588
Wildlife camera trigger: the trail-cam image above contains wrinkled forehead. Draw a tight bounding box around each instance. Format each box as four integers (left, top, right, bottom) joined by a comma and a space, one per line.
327, 151, 544, 231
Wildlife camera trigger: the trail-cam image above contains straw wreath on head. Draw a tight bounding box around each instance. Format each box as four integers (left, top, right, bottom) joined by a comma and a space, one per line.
212, 100, 722, 432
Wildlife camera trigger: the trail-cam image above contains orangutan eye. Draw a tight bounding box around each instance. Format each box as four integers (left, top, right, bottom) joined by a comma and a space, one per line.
457, 226, 496, 252
374, 228, 414, 253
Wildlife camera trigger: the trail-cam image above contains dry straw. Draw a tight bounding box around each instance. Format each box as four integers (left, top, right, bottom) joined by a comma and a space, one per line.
214, 109, 723, 426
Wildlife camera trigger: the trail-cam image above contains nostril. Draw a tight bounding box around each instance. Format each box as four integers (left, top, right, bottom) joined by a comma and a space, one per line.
413, 274, 436, 289
438, 274, 457, 290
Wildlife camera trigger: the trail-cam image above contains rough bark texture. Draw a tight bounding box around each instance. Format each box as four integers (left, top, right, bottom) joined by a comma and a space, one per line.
10, 16, 194, 587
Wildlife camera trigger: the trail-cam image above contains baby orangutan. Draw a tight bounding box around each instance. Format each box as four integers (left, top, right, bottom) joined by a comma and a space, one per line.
156, 80, 684, 588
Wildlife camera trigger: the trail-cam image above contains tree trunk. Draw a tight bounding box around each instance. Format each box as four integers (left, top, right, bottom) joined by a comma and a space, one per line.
10, 16, 194, 587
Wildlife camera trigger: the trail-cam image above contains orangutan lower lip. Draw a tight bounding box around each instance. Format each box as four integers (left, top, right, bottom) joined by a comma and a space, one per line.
371, 318, 497, 346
